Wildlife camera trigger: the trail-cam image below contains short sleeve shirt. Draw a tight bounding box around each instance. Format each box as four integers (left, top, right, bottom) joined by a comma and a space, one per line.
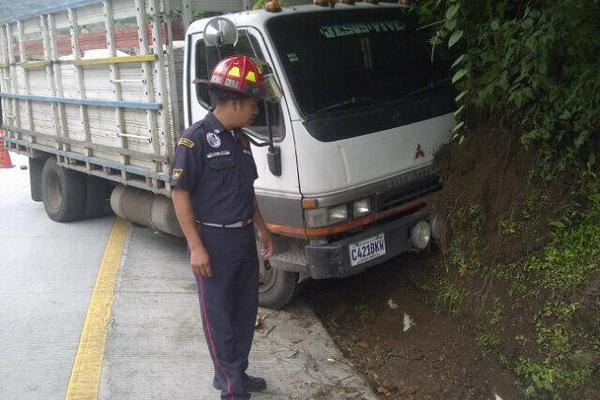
170, 112, 259, 225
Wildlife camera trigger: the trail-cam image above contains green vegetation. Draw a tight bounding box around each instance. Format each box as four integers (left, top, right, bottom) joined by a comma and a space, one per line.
431, 279, 468, 316
448, 182, 600, 398
354, 303, 376, 324
415, 1, 600, 397
417, 0, 600, 178
477, 332, 505, 355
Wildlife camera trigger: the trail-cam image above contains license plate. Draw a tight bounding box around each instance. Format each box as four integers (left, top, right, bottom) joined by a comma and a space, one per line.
349, 233, 386, 267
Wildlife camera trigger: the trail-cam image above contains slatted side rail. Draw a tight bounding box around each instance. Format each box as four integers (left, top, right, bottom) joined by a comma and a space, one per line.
0, 0, 189, 193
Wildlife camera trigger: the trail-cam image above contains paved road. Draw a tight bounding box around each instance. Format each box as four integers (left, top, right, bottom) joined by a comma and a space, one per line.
0, 152, 377, 400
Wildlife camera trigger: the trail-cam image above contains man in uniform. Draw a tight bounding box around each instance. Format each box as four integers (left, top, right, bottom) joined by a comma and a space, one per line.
171, 55, 274, 400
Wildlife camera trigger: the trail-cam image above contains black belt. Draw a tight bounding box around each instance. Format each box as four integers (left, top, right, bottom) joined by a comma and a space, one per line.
196, 218, 253, 228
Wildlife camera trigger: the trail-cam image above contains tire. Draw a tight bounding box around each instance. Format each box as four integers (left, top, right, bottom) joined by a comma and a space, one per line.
83, 176, 113, 219
258, 244, 303, 309
41, 158, 86, 222
29, 157, 46, 202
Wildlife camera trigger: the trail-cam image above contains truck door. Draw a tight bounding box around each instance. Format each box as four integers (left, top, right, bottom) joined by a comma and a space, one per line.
188, 28, 303, 231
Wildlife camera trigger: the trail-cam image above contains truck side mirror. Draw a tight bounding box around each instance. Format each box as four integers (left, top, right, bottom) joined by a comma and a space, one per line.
267, 146, 281, 176
203, 17, 238, 73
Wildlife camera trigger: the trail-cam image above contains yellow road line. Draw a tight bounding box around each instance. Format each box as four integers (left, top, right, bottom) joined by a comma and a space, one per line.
66, 218, 128, 400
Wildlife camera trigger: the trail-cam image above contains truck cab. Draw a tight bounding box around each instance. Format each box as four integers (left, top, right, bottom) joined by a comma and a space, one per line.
184, 3, 455, 308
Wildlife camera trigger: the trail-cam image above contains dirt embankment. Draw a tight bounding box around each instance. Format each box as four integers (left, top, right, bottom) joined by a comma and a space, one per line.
304, 126, 600, 399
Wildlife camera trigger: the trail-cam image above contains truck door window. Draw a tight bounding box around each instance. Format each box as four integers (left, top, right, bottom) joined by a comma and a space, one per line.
194, 32, 284, 141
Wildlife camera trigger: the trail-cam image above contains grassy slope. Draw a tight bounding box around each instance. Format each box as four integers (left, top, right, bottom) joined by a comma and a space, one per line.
426, 126, 600, 399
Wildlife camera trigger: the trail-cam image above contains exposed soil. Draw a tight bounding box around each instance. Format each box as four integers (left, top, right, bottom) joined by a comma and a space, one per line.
303, 254, 521, 400
302, 125, 599, 399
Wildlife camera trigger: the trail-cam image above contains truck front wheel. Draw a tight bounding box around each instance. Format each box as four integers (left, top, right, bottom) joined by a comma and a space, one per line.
258, 250, 302, 309
41, 158, 86, 222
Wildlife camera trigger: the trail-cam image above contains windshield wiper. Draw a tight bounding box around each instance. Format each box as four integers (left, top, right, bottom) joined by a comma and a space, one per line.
314, 96, 380, 114
402, 79, 450, 98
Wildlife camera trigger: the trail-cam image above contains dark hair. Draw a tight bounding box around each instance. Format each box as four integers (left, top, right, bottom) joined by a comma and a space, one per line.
208, 87, 250, 107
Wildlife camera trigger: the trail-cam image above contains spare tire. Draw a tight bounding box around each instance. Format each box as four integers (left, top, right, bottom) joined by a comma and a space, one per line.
41, 158, 86, 222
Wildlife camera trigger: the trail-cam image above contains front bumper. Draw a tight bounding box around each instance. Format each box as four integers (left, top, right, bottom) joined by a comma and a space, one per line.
306, 211, 428, 279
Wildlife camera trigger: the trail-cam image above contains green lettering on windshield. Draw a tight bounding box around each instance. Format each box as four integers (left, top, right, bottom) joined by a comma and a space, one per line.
320, 20, 406, 38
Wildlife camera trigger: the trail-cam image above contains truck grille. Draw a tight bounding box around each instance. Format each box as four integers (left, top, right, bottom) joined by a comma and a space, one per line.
375, 175, 441, 212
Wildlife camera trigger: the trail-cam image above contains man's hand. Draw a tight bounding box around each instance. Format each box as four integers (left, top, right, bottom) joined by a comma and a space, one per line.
190, 247, 212, 277
257, 227, 274, 259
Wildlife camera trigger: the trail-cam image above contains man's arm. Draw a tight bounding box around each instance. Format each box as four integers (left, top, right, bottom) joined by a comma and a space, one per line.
254, 196, 274, 259
172, 187, 212, 277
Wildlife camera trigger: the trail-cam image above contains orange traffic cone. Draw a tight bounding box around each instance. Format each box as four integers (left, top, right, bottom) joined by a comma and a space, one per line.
0, 130, 15, 168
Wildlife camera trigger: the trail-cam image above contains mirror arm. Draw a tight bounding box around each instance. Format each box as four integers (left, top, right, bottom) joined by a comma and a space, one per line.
264, 100, 274, 152
264, 101, 281, 176
244, 134, 270, 147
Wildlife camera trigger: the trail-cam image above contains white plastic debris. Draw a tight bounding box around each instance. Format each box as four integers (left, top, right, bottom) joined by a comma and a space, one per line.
403, 312, 415, 332
387, 299, 399, 309
494, 394, 504, 400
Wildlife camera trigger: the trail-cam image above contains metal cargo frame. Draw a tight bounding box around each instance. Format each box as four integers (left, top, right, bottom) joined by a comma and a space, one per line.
0, 0, 248, 195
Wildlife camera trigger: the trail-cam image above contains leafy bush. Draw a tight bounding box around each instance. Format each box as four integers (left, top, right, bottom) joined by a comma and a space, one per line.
417, 0, 600, 178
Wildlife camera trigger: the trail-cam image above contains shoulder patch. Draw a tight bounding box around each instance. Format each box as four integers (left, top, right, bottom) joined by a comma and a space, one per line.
172, 168, 183, 180
178, 137, 195, 148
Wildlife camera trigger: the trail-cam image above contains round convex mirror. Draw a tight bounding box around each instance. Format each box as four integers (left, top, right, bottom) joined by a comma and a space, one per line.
203, 17, 238, 47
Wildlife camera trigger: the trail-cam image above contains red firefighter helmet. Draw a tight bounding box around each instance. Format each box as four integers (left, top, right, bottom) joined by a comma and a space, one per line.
194, 55, 265, 99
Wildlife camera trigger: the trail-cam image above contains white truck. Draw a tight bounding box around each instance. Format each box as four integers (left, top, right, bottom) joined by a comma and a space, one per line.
1, 0, 455, 308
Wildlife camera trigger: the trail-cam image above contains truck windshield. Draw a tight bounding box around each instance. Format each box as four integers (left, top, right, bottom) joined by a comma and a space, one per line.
266, 8, 451, 116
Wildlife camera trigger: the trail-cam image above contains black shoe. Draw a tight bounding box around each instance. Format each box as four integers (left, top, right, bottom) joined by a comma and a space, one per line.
213, 374, 267, 392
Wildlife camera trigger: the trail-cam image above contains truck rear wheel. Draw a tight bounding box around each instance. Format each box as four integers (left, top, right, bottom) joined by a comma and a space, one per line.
41, 158, 86, 222
258, 247, 302, 309
29, 157, 46, 202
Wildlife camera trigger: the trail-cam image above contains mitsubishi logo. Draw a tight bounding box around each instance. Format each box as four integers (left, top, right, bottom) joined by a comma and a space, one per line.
415, 144, 425, 159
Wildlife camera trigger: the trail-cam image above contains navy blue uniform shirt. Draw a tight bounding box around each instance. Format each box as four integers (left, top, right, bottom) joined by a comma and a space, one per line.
170, 112, 258, 224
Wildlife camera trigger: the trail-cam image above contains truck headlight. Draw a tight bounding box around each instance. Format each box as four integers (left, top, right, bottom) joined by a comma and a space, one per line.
328, 205, 348, 224
305, 200, 369, 228
410, 221, 431, 250
353, 198, 371, 217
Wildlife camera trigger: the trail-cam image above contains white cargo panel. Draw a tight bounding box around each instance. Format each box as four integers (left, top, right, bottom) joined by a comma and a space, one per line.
0, 0, 215, 195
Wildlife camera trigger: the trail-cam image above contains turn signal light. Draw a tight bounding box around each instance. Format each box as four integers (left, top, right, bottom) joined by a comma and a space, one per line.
313, 0, 334, 7
302, 198, 319, 209
265, 0, 282, 12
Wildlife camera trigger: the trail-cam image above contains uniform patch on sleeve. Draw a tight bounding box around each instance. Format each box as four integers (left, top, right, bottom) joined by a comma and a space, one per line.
177, 138, 195, 148
172, 168, 184, 180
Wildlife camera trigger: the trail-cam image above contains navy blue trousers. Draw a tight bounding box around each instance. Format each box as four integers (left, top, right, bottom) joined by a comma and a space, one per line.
194, 224, 258, 400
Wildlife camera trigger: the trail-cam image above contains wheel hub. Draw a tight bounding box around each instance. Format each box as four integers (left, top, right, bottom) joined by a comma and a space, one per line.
258, 254, 277, 293
46, 171, 62, 210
